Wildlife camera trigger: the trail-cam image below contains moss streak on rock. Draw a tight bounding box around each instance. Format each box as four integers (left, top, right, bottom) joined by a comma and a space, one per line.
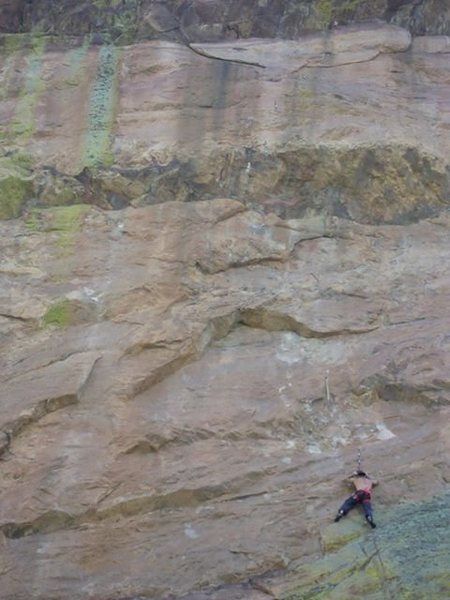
25, 207, 40, 230
64, 36, 91, 87
0, 35, 23, 101
83, 45, 121, 168
315, 0, 365, 26
316, 0, 333, 26
9, 36, 47, 142
0, 35, 25, 142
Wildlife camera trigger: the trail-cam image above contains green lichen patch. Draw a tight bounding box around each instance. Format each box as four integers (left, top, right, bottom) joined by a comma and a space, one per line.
0, 176, 31, 219
283, 491, 450, 599
316, 0, 333, 26
91, 0, 139, 44
26, 204, 91, 256
0, 154, 34, 219
0, 34, 22, 56
42, 299, 73, 328
314, 0, 365, 27
47, 204, 90, 250
320, 518, 363, 552
25, 208, 41, 231
42, 297, 98, 328
9, 152, 34, 170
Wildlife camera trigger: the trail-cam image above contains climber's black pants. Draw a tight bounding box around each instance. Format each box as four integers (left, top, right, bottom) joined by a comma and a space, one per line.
338, 490, 373, 520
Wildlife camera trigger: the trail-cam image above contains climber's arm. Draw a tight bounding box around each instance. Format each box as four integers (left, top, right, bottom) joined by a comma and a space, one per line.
343, 473, 357, 485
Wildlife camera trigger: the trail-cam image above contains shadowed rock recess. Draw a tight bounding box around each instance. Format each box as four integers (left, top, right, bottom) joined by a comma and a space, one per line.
1, 0, 450, 40
1, 2, 450, 600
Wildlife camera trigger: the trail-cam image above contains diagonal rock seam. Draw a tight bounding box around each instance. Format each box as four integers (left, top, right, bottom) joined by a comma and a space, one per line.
122, 425, 279, 456
1, 394, 79, 440
3, 350, 99, 384
121, 398, 341, 463
125, 306, 379, 399
0, 313, 33, 323
189, 30, 413, 72
0, 467, 276, 539
187, 42, 267, 69
174, 18, 267, 69
0, 356, 101, 459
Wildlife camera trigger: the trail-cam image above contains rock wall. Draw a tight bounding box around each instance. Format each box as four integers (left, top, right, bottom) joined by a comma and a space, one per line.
1, 0, 450, 39
1, 26, 450, 224
1, 4, 450, 600
1, 198, 450, 600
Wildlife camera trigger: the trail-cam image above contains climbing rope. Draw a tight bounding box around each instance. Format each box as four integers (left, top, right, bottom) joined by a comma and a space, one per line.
357, 447, 362, 471
324, 370, 331, 404
323, 373, 363, 474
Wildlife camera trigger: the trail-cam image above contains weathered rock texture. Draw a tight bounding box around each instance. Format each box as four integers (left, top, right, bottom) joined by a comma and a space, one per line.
1, 26, 450, 224
1, 10, 450, 600
1, 0, 450, 39
1, 198, 450, 599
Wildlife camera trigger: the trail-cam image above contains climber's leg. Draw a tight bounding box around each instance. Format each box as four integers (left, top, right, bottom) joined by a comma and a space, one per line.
362, 499, 376, 528
334, 495, 357, 522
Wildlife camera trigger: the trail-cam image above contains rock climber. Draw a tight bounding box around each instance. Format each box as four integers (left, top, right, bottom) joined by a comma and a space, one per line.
334, 470, 378, 528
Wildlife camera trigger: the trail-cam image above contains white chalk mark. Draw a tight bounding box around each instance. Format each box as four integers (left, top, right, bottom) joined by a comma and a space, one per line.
184, 524, 200, 539
376, 422, 396, 440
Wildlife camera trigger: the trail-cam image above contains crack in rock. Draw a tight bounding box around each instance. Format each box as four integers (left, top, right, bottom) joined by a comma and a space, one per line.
0, 469, 274, 539
0, 355, 100, 458
123, 306, 379, 399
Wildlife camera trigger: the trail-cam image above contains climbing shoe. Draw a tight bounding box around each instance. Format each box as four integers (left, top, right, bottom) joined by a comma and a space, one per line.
334, 511, 343, 522
366, 517, 376, 529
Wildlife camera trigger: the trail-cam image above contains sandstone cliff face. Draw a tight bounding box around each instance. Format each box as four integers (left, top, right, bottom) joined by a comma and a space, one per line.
1, 4, 450, 600
1, 198, 450, 600
1, 26, 450, 224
